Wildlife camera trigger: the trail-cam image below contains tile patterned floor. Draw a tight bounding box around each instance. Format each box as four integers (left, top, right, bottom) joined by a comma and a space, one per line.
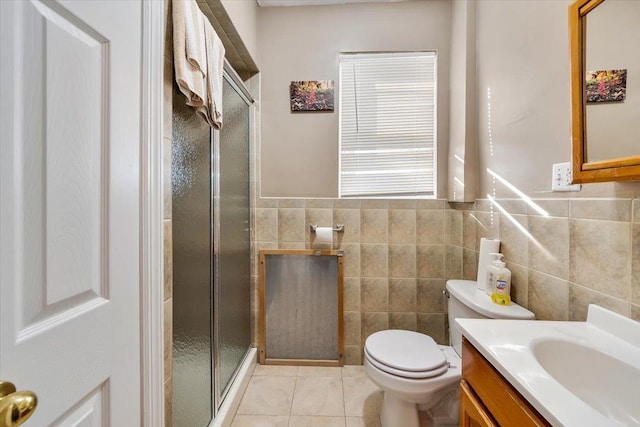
231, 365, 384, 427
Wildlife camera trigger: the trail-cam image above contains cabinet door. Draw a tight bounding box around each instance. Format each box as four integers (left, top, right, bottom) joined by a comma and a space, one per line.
460, 380, 498, 427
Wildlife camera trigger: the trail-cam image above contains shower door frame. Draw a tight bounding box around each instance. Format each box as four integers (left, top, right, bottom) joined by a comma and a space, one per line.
211, 62, 254, 415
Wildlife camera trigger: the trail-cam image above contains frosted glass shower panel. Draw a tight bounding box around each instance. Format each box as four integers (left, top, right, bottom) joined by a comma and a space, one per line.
260, 250, 344, 365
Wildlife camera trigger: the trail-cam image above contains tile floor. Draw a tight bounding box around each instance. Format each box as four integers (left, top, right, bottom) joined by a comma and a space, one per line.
231, 365, 384, 427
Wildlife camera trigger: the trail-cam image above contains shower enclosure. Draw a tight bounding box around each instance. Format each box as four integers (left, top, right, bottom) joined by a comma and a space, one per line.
172, 65, 252, 426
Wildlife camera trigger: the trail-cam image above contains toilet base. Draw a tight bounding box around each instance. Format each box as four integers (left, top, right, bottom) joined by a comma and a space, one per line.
380, 391, 420, 427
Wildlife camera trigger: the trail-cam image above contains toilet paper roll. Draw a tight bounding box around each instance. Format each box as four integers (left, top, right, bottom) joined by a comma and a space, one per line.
476, 238, 501, 291
315, 227, 333, 245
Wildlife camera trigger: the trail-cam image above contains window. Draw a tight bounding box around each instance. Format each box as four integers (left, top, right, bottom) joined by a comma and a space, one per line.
339, 52, 437, 198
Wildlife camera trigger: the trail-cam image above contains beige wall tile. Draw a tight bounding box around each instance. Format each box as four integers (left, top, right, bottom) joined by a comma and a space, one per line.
278, 208, 305, 242
256, 198, 279, 208
388, 278, 417, 312
509, 262, 528, 307
341, 243, 361, 278
278, 242, 306, 249
306, 199, 335, 209
388, 244, 416, 278
417, 279, 445, 313
360, 210, 388, 243
344, 311, 362, 346
416, 245, 445, 278
462, 249, 478, 281
634, 199, 640, 223
527, 199, 569, 218
361, 278, 388, 312
389, 200, 417, 209
389, 209, 416, 244
361, 200, 389, 209
448, 246, 463, 280
417, 313, 445, 344
568, 283, 630, 321
278, 199, 306, 208
462, 211, 477, 250
164, 298, 173, 381
570, 199, 632, 222
343, 346, 362, 365
389, 312, 417, 331
528, 216, 569, 280
343, 277, 361, 311
164, 219, 173, 300
498, 213, 529, 266
361, 312, 388, 341
165, 377, 173, 427
360, 244, 388, 278
307, 208, 334, 231
416, 210, 445, 244
474, 211, 499, 241
335, 199, 361, 209
632, 304, 640, 322
334, 209, 361, 244
256, 208, 278, 242
496, 199, 527, 215
570, 219, 631, 299
449, 210, 463, 247
418, 199, 446, 210
528, 270, 568, 321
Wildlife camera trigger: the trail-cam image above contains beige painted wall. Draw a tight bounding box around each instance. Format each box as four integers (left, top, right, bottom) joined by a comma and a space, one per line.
221, 0, 260, 66
258, 1, 452, 198
475, 0, 640, 199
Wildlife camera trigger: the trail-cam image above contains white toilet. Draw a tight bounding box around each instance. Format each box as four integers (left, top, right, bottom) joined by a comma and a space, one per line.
364, 279, 535, 427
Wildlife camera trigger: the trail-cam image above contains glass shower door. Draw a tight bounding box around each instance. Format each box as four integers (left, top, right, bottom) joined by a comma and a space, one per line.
214, 75, 252, 404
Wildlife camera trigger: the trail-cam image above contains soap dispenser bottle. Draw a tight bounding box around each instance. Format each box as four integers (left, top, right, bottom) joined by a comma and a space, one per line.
484, 252, 501, 295
487, 253, 512, 305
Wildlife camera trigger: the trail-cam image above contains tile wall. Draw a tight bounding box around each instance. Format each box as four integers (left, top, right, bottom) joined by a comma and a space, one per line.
252, 198, 453, 365
252, 196, 640, 365
451, 198, 640, 322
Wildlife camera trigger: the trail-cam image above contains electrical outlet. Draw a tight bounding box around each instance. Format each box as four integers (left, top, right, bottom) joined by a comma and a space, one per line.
552, 162, 581, 192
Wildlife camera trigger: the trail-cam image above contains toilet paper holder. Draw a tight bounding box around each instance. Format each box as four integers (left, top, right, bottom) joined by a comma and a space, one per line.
310, 224, 345, 233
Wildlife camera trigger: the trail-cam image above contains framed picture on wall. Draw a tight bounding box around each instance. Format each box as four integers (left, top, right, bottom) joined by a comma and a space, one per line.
290, 80, 335, 111
585, 69, 627, 103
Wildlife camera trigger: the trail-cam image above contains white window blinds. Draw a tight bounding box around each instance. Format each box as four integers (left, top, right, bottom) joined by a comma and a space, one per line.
339, 52, 437, 197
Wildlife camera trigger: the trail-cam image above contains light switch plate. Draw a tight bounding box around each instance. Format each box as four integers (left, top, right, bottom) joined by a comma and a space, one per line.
552, 162, 581, 192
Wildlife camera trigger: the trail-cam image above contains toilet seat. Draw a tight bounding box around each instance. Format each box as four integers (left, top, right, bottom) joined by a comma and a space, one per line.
364, 330, 448, 379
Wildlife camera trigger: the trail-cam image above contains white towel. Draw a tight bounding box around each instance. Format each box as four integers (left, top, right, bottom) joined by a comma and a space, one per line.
202, 18, 225, 129
173, 0, 206, 109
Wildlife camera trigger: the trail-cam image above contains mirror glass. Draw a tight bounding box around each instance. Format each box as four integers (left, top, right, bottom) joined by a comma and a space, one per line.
584, 0, 640, 163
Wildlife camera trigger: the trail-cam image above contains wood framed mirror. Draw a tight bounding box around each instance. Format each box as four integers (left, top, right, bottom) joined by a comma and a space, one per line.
570, 0, 640, 183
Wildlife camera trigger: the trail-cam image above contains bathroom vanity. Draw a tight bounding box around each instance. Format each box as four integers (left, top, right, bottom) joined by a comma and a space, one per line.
459, 338, 549, 427
457, 305, 640, 427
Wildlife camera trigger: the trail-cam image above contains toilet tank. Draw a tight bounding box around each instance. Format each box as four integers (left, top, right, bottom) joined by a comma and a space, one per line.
446, 280, 535, 356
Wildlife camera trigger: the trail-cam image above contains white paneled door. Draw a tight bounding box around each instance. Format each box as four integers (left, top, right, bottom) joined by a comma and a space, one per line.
1, 0, 143, 425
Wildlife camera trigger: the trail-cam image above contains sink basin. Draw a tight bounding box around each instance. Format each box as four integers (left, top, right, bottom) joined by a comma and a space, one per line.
532, 339, 640, 426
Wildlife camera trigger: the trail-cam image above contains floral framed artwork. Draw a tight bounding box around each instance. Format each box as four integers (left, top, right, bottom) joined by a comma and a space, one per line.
585, 69, 627, 103
290, 80, 334, 111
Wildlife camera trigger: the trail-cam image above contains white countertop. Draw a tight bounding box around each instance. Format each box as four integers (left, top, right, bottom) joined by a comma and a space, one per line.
456, 305, 640, 427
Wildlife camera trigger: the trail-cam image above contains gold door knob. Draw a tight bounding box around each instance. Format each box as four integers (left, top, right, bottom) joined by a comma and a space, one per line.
0, 382, 37, 427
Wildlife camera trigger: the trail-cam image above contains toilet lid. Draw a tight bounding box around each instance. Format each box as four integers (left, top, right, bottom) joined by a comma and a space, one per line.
365, 330, 447, 374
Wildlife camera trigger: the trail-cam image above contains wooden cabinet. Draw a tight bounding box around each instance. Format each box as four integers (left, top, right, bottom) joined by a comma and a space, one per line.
460, 338, 551, 427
